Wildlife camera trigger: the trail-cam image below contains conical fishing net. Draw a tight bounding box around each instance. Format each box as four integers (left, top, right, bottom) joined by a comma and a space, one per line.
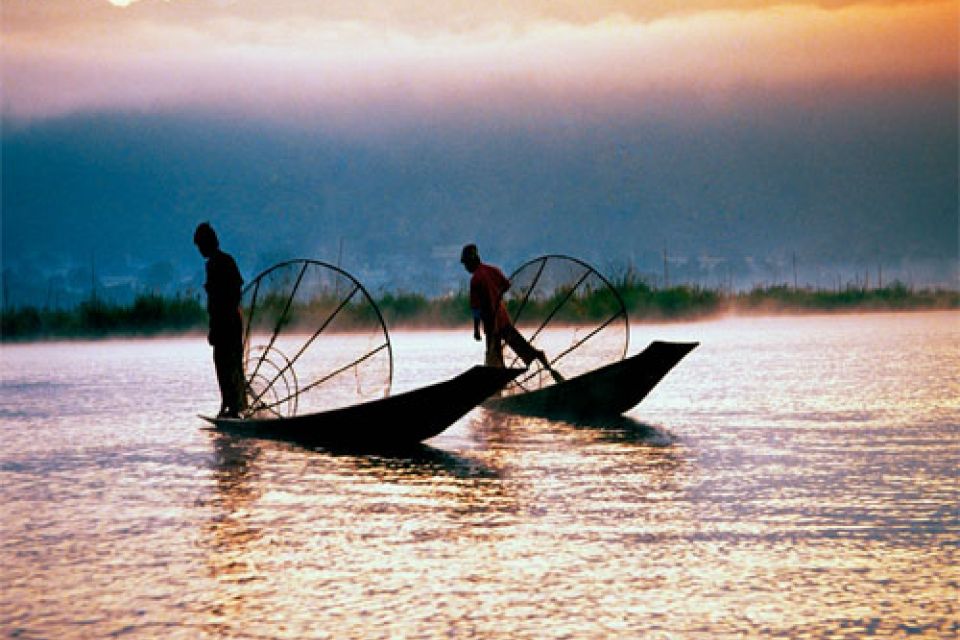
502, 255, 628, 394
240, 260, 393, 418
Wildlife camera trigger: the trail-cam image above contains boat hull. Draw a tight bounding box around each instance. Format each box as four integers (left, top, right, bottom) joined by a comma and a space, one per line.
485, 341, 698, 420
203, 366, 522, 449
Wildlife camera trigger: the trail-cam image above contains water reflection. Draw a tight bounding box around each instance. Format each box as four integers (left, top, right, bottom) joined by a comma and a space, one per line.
201, 434, 265, 633
207, 434, 263, 546
197, 426, 524, 637
478, 409, 684, 459
2, 315, 955, 638
208, 428, 503, 481
562, 414, 679, 447
465, 409, 690, 519
330, 444, 502, 481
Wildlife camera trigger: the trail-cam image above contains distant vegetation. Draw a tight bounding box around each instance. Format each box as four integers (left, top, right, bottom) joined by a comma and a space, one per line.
1, 282, 957, 341
608, 272, 959, 319
732, 282, 958, 313
1, 294, 207, 340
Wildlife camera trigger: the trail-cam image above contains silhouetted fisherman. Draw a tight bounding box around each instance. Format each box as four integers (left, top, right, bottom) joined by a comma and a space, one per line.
194, 222, 246, 418
460, 244, 563, 382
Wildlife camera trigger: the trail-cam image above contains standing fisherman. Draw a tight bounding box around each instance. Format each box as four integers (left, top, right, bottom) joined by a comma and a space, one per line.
194, 222, 246, 418
460, 244, 563, 382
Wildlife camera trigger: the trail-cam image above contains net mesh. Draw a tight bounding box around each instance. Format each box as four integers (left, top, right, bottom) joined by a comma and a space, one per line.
502, 255, 628, 394
240, 260, 393, 418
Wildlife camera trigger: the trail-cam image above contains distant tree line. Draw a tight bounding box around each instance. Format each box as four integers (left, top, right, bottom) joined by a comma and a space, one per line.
1, 281, 957, 341
1, 294, 207, 340
610, 272, 959, 318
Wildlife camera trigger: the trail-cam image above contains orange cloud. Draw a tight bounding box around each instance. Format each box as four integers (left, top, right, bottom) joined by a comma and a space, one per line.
5, 0, 951, 32
2, 0, 955, 121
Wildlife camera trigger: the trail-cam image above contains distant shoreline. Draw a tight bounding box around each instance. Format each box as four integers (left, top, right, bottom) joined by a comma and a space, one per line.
2, 284, 957, 342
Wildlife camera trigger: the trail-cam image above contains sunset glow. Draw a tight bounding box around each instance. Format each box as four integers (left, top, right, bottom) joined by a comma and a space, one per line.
2, 0, 956, 294
3, 1, 956, 123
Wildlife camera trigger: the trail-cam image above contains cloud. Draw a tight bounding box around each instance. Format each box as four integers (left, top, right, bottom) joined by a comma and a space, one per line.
4, 1, 952, 32
1, 0, 956, 124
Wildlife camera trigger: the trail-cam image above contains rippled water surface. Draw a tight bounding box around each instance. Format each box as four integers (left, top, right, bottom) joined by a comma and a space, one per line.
2, 312, 957, 639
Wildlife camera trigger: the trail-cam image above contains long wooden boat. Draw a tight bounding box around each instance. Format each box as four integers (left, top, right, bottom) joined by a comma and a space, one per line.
202, 365, 522, 449
484, 341, 698, 420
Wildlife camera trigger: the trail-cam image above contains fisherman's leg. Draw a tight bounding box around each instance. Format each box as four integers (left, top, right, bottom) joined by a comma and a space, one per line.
212, 344, 233, 416
484, 334, 505, 367
502, 325, 564, 382
228, 342, 247, 415
500, 325, 539, 366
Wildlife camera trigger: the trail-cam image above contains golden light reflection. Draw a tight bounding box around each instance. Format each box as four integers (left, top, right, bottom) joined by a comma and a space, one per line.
2, 318, 955, 638
200, 434, 264, 633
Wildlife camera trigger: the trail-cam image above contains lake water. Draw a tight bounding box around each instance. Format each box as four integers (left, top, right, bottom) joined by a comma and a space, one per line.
1, 311, 957, 639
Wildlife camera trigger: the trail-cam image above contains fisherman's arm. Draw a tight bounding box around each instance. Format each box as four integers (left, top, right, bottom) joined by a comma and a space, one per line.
469, 278, 483, 341
473, 311, 482, 341
496, 268, 511, 295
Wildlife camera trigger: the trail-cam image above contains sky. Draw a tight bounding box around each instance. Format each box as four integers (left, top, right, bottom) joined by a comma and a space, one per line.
2, 0, 957, 300
4, 0, 956, 123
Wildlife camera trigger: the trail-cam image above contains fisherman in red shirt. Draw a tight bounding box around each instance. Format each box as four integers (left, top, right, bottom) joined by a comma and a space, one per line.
461, 244, 563, 382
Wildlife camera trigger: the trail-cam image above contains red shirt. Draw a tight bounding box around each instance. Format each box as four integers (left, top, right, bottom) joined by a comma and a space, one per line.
470, 263, 512, 334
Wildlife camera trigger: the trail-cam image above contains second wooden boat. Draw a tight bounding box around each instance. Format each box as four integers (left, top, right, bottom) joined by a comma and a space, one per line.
484, 341, 697, 420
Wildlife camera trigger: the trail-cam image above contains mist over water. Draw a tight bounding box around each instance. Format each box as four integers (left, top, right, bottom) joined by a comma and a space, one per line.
1, 311, 957, 638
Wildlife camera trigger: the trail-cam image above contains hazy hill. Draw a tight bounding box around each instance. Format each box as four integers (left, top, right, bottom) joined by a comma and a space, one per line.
2, 88, 957, 305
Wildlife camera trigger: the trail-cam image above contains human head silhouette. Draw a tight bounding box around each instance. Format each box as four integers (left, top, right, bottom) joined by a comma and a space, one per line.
460, 243, 481, 273
194, 222, 219, 258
